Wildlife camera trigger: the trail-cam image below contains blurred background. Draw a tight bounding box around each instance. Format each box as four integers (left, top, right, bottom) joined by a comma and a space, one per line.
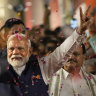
0, 0, 96, 75
0, 0, 96, 30
0, 0, 96, 57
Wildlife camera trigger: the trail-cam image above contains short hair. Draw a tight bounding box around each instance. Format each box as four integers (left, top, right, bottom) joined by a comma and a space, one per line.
0, 18, 25, 30
7, 33, 31, 49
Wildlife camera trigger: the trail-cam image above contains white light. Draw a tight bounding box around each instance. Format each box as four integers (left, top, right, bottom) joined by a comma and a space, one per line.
30, 20, 35, 23
0, 8, 5, 17
0, 4, 4, 8
8, 4, 13, 10
24, 8, 29, 12
26, 2, 32, 6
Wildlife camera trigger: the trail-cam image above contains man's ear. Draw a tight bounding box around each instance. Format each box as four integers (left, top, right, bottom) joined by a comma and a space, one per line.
29, 47, 33, 56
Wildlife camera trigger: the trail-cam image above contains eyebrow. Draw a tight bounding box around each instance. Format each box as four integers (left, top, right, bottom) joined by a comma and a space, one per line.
8, 46, 24, 49
72, 51, 80, 55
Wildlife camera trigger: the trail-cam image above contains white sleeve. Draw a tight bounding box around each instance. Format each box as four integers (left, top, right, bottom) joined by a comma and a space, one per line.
38, 30, 85, 84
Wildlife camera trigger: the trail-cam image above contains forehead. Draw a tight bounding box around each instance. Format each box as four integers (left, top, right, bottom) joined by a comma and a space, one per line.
10, 24, 25, 31
74, 46, 83, 53
8, 37, 28, 48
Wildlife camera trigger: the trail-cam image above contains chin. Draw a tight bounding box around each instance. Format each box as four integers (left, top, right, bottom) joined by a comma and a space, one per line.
9, 59, 25, 68
7, 56, 29, 68
65, 67, 74, 73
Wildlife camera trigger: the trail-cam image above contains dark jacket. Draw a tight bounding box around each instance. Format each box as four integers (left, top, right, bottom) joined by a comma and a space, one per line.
0, 55, 49, 96
0, 48, 8, 74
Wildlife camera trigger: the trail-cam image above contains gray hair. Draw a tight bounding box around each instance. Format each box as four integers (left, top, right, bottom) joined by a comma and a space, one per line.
7, 33, 31, 49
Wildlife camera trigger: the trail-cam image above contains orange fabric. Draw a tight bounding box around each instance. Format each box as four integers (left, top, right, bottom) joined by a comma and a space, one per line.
85, 0, 96, 26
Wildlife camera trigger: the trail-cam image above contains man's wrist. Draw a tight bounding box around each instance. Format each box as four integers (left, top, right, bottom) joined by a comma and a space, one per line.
76, 27, 82, 35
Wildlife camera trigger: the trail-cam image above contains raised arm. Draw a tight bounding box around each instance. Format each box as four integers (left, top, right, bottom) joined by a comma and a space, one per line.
38, 5, 94, 84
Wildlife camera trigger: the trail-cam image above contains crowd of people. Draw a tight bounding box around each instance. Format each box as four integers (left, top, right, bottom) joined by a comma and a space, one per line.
0, 4, 96, 96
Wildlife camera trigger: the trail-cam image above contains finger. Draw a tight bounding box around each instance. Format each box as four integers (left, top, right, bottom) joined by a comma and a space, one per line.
85, 15, 94, 25
80, 7, 84, 23
83, 19, 92, 29
85, 4, 91, 17
79, 19, 92, 33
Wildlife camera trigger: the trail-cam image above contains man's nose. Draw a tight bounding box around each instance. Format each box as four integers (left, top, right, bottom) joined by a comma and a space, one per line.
13, 48, 20, 55
70, 54, 76, 59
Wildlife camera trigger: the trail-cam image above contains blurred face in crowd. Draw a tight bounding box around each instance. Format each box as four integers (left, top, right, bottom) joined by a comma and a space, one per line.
9, 24, 26, 35
64, 45, 85, 73
7, 36, 31, 69
38, 43, 45, 56
45, 42, 57, 54
0, 24, 26, 44
86, 65, 96, 75
39, 28, 45, 38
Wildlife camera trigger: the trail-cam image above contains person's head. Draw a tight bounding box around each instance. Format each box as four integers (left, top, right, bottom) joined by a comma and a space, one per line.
45, 40, 58, 53
38, 42, 45, 56
0, 18, 27, 48
83, 58, 96, 75
39, 24, 45, 38
64, 44, 86, 73
0, 18, 26, 36
7, 33, 32, 69
31, 42, 39, 55
42, 37, 58, 54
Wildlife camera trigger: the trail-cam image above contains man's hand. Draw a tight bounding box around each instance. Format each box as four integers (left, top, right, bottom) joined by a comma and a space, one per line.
77, 5, 94, 35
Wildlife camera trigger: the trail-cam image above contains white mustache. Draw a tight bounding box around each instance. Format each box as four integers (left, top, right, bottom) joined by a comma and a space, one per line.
11, 55, 23, 60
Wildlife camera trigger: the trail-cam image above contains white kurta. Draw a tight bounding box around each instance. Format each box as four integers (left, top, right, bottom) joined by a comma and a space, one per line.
49, 68, 96, 96
37, 30, 96, 96
59, 69, 93, 96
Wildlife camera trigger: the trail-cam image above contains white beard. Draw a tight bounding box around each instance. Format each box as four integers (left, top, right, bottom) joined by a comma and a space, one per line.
7, 54, 29, 69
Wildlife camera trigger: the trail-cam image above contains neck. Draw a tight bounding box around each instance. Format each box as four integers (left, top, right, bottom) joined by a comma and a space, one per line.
71, 67, 81, 75
13, 65, 26, 76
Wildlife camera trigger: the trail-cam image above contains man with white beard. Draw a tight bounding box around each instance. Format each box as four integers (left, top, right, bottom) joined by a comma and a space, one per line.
7, 34, 31, 75
0, 5, 94, 96
0, 33, 50, 96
